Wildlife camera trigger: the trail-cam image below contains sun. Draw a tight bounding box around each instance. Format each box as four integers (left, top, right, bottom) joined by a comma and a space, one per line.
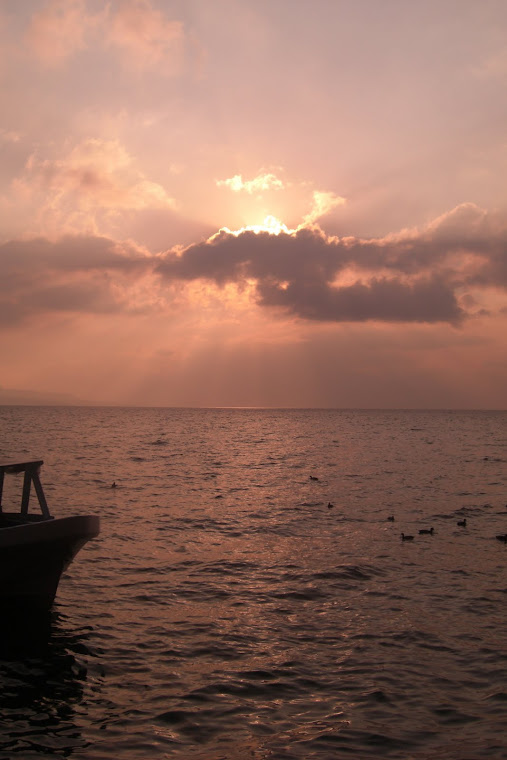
222, 215, 295, 237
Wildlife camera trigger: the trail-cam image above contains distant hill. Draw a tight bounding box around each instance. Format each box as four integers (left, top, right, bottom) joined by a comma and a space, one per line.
0, 387, 89, 406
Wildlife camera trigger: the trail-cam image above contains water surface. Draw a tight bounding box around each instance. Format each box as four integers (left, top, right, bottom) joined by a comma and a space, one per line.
0, 407, 506, 758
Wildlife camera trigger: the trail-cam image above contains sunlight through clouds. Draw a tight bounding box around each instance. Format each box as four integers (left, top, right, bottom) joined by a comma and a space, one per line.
302, 191, 347, 226
216, 172, 285, 194
216, 170, 347, 234
2, 1, 507, 407
219, 215, 295, 237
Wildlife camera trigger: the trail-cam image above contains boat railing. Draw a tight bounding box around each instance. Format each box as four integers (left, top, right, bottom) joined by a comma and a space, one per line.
0, 460, 51, 518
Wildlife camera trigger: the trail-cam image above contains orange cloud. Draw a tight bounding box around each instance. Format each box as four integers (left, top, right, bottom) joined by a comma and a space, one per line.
107, 0, 185, 74
215, 169, 346, 233
25, 0, 186, 75
302, 190, 347, 226
0, 129, 21, 144
14, 138, 176, 237
25, 0, 98, 66
216, 172, 285, 194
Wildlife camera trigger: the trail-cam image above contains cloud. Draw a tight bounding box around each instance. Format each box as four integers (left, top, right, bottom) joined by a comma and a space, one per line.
14, 138, 176, 237
0, 235, 151, 325
1, 203, 506, 330
256, 275, 462, 324
106, 0, 185, 74
25, 0, 186, 75
302, 190, 347, 226
156, 203, 507, 324
216, 172, 285, 194
0, 235, 146, 274
215, 171, 346, 231
25, 0, 98, 66
0, 129, 21, 144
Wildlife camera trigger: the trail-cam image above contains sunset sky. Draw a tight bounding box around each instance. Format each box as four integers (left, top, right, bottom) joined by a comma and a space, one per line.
1, 0, 507, 408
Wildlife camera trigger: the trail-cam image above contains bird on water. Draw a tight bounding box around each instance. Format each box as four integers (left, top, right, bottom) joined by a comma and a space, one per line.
387, 515, 395, 522
419, 527, 434, 535
111, 481, 117, 488
401, 533, 414, 541
495, 534, 507, 542
457, 518, 467, 527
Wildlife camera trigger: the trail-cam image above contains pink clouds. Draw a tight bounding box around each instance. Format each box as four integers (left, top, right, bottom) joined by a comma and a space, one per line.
156, 204, 507, 324
2, 2, 507, 408
13, 138, 176, 238
2, 203, 506, 331
25, 0, 187, 75
25, 0, 98, 67
302, 191, 347, 226
107, 0, 185, 74
0, 235, 149, 325
216, 172, 285, 194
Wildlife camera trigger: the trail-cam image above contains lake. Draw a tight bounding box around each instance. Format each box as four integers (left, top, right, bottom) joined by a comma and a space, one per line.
0, 406, 506, 759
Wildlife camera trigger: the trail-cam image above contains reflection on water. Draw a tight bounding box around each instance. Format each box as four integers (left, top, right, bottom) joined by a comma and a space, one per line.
0, 612, 92, 758
0, 407, 506, 758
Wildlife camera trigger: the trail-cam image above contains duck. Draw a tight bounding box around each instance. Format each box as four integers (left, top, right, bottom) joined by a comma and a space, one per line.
387, 515, 395, 522
309, 475, 319, 481
327, 502, 334, 509
401, 533, 414, 541
495, 534, 507, 542
111, 481, 117, 489
419, 527, 434, 535
457, 518, 467, 527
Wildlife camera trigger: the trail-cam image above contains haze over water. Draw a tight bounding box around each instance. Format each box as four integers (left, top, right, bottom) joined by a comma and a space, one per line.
0, 406, 506, 759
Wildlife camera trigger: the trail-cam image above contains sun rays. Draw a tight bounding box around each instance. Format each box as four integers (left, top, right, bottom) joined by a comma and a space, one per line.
221, 215, 296, 237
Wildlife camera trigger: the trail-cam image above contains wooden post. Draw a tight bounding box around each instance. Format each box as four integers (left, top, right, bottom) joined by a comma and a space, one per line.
21, 470, 32, 514
0, 460, 48, 517
32, 469, 50, 518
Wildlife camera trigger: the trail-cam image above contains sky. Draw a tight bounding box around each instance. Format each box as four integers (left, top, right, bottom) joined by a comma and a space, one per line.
1, 0, 507, 408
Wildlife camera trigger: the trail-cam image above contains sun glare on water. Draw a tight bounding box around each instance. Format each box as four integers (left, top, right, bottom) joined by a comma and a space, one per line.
222, 215, 295, 237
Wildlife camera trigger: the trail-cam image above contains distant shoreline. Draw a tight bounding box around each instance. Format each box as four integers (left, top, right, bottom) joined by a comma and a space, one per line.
1, 403, 505, 412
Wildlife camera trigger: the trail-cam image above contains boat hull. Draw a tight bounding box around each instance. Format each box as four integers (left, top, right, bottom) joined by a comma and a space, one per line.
0, 515, 100, 613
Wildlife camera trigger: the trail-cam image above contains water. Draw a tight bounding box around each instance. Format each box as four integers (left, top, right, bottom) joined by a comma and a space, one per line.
0, 406, 506, 759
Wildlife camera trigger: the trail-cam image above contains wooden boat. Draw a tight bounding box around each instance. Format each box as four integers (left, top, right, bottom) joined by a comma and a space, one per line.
0, 460, 100, 613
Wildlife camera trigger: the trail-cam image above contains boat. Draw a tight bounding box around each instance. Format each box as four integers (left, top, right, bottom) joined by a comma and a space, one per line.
0, 459, 100, 613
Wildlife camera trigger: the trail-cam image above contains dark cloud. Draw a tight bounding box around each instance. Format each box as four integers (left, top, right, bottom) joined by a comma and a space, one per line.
156, 206, 507, 323
0, 235, 146, 274
257, 275, 463, 324
1, 204, 505, 327
0, 235, 149, 325
30, 280, 122, 314
0, 277, 127, 326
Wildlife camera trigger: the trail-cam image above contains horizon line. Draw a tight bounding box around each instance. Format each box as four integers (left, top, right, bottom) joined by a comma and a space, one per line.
0, 403, 506, 413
